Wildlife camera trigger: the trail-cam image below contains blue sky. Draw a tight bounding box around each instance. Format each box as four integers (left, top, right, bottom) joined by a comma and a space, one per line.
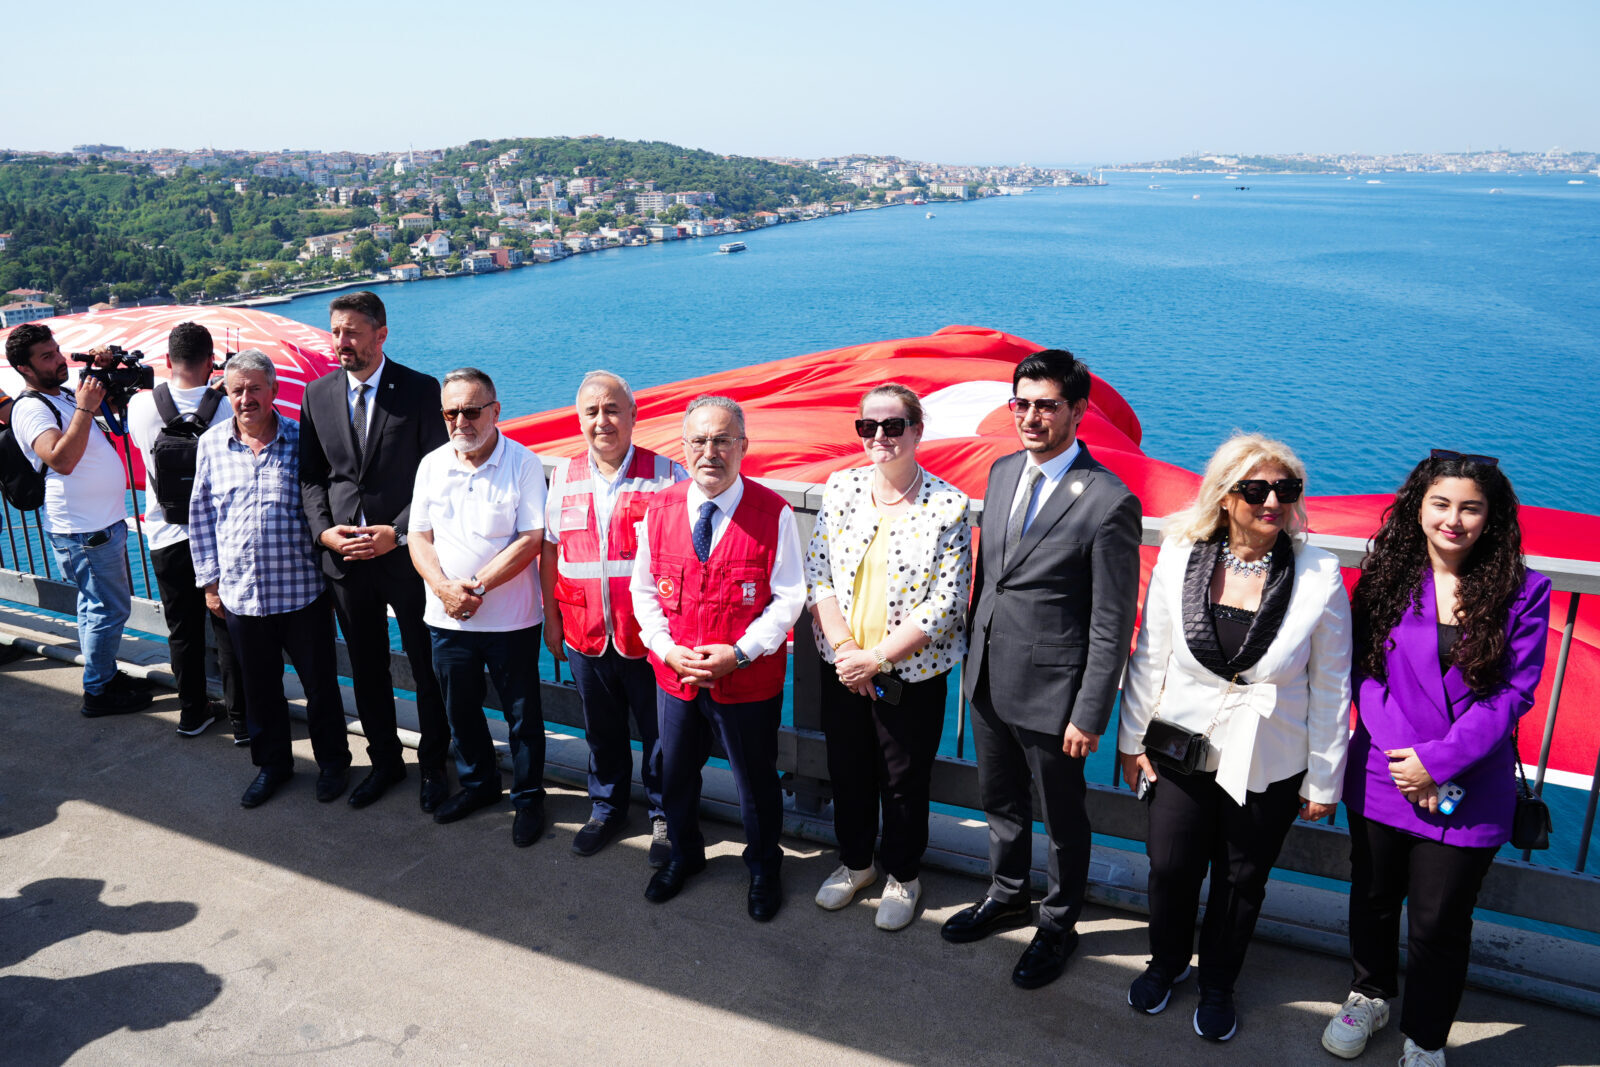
6, 0, 1594, 163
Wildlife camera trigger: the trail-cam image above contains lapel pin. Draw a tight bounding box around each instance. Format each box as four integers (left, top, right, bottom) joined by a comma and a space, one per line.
1070, 480, 1085, 495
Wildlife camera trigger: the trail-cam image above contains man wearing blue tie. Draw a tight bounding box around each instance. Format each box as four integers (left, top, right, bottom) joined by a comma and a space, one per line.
629, 395, 806, 922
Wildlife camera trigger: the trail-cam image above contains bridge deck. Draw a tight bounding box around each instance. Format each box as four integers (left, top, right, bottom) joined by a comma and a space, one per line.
1, 655, 1593, 1065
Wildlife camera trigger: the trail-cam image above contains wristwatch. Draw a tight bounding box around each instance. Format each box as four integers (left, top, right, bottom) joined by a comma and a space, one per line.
469, 581, 487, 597
395, 531, 409, 547
733, 646, 752, 670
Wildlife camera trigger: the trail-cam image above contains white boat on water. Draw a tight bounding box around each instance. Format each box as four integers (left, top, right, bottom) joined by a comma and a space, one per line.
1367, 179, 1383, 185
1569, 180, 1586, 185
1490, 188, 1504, 194
718, 241, 746, 254
925, 212, 935, 219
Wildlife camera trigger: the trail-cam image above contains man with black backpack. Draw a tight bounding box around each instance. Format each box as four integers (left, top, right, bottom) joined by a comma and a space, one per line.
4, 323, 150, 717
126, 322, 242, 740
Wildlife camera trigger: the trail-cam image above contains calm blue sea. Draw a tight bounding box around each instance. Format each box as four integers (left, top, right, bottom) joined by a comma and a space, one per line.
272, 174, 1600, 901
275, 171, 1600, 514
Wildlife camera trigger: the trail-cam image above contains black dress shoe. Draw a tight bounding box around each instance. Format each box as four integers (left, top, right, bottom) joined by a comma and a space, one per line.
433, 787, 502, 824
347, 763, 406, 809
940, 896, 1033, 943
747, 874, 783, 922
315, 766, 349, 803
241, 769, 291, 808
571, 815, 628, 856
512, 803, 545, 847
1012, 928, 1078, 990
644, 856, 706, 903
419, 771, 449, 814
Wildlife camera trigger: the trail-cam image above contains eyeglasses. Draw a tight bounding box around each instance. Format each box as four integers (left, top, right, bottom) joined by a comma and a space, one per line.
442, 405, 493, 422
1430, 449, 1499, 467
854, 417, 916, 438
1008, 397, 1067, 415
1231, 478, 1304, 505
684, 435, 745, 453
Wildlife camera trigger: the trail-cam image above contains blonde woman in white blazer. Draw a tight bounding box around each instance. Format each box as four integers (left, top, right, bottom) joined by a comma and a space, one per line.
1117, 433, 1352, 1041
805, 383, 972, 932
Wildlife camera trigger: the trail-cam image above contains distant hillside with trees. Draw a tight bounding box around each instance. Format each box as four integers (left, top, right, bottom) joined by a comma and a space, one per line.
0, 159, 373, 304
444, 137, 861, 215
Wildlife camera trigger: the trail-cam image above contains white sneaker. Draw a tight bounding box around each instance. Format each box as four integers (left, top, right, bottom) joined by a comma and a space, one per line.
1399, 1038, 1446, 1067
874, 876, 921, 931
814, 864, 876, 910
1322, 992, 1390, 1059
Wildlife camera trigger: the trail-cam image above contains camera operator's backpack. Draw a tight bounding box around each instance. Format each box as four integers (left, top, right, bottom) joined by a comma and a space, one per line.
150, 383, 224, 525
0, 391, 62, 511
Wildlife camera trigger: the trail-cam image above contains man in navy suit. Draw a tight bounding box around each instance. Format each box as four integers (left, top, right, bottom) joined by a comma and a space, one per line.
941, 349, 1142, 990
299, 291, 452, 812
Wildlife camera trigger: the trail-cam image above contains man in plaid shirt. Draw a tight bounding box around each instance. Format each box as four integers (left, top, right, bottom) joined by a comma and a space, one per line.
190, 349, 352, 809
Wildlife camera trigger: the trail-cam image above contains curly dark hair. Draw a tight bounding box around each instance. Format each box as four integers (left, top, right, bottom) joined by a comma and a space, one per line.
1352, 455, 1526, 694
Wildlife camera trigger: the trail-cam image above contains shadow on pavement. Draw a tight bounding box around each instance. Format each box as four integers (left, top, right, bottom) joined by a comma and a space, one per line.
0, 962, 222, 1067
0, 877, 198, 969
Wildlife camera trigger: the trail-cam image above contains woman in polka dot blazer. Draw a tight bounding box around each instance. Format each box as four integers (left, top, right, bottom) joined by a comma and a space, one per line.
805, 382, 973, 932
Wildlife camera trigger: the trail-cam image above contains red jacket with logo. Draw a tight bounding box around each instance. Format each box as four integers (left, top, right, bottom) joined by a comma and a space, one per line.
643, 479, 788, 702
550, 447, 681, 658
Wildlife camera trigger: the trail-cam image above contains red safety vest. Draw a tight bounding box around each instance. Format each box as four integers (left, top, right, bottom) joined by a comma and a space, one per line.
644, 478, 789, 703
549, 446, 681, 658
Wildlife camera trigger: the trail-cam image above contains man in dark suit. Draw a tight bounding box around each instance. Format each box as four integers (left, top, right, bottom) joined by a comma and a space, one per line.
941, 348, 1142, 990
299, 290, 452, 812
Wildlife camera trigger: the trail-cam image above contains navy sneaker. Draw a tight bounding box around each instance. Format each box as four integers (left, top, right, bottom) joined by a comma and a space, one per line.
1129, 961, 1192, 1015
1194, 987, 1238, 1041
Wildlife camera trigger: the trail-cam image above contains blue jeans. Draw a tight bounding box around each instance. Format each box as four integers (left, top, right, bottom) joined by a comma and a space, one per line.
48, 522, 132, 695
429, 625, 546, 809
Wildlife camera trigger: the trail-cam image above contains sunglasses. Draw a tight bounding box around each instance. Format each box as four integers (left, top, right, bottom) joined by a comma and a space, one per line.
855, 417, 916, 438
1430, 449, 1499, 467
442, 405, 493, 422
1008, 397, 1067, 415
1231, 478, 1304, 505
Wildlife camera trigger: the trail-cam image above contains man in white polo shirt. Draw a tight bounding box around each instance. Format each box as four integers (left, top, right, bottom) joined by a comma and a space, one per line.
5, 322, 149, 717
408, 367, 549, 847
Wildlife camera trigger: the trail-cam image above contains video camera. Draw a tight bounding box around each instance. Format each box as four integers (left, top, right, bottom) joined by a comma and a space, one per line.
72, 346, 156, 407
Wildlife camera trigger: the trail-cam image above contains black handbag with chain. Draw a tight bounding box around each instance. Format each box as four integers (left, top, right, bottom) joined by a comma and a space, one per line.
1510, 723, 1552, 851
1142, 717, 1210, 774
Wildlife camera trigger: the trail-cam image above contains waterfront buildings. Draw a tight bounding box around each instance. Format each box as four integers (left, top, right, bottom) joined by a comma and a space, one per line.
0, 300, 55, 328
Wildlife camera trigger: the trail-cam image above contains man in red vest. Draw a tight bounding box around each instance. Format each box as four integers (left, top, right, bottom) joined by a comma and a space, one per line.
541, 371, 685, 865
630, 395, 805, 922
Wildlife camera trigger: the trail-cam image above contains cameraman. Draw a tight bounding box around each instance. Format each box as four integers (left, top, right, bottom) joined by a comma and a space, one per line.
127, 322, 242, 740
4, 323, 151, 716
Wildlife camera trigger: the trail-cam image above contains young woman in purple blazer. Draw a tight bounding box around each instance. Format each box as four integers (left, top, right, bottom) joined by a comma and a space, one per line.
1322, 452, 1551, 1067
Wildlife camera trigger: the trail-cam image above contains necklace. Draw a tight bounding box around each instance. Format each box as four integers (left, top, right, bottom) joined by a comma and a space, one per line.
1220, 535, 1272, 578
875, 468, 921, 507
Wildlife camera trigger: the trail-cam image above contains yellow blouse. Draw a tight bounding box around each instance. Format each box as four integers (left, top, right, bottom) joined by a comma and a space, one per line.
848, 519, 892, 650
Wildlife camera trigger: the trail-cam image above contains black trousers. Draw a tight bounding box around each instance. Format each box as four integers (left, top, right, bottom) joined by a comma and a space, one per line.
567, 645, 664, 822
970, 670, 1089, 935
1144, 766, 1304, 993
225, 593, 351, 777
431, 625, 545, 809
150, 540, 243, 731
1347, 811, 1498, 1052
658, 689, 783, 878
327, 552, 449, 773
820, 671, 947, 882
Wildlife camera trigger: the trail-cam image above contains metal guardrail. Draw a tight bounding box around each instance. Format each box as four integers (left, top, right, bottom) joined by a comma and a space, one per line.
2, 476, 1596, 937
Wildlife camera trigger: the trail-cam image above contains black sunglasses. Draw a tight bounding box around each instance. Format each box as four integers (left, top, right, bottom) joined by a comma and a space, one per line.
442, 405, 493, 422
1231, 478, 1304, 505
855, 417, 916, 438
1430, 449, 1499, 467
1008, 397, 1067, 415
